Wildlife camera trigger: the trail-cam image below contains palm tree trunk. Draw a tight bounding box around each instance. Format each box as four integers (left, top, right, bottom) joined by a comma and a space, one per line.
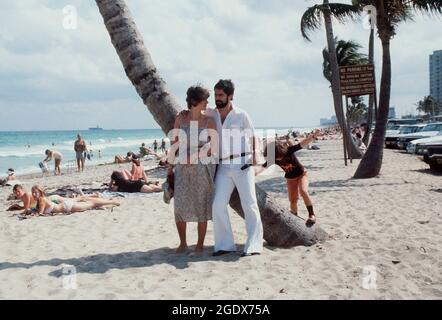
363, 28, 375, 146
354, 11, 391, 179
323, 0, 362, 159
95, 0, 327, 246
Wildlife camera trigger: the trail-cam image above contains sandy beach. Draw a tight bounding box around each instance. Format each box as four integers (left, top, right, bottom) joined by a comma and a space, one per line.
0, 138, 441, 300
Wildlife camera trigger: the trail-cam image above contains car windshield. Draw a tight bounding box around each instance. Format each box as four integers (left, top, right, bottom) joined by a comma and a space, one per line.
422, 124, 442, 132
387, 124, 401, 130
399, 126, 418, 134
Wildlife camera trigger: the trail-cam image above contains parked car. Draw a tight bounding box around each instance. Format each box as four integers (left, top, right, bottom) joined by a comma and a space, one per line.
387, 118, 424, 127
384, 124, 426, 149
407, 131, 442, 154
397, 122, 442, 150
422, 141, 442, 171
386, 124, 407, 137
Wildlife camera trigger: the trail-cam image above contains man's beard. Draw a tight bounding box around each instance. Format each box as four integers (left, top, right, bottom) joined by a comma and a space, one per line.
215, 100, 229, 109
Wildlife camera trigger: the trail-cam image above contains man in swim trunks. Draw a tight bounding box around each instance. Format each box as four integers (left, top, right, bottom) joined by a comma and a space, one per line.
74, 134, 88, 172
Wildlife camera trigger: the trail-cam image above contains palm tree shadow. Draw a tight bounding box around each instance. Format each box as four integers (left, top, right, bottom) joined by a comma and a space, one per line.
411, 169, 442, 176
0, 247, 241, 278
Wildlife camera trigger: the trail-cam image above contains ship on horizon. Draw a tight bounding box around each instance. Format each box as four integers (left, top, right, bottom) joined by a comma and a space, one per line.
89, 125, 103, 131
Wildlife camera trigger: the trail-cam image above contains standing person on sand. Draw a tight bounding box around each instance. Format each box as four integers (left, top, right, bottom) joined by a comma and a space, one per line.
167, 85, 218, 254
207, 79, 263, 257
42, 149, 63, 176
74, 134, 88, 172
161, 138, 167, 154
256, 130, 322, 226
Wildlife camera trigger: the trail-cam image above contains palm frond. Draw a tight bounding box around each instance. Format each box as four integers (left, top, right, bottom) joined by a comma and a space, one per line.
410, 0, 442, 14
301, 5, 325, 42
300, 3, 362, 41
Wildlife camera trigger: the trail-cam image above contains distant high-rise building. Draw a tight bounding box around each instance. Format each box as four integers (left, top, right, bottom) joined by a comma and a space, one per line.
388, 107, 396, 119
320, 116, 338, 126
430, 50, 442, 107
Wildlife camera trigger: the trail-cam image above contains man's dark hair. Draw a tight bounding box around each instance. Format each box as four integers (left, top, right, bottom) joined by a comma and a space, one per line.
186, 85, 210, 109
13, 184, 23, 191
214, 79, 235, 96
356, 133, 362, 139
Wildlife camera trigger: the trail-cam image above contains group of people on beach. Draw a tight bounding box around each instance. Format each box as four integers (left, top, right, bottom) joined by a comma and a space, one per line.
9, 184, 120, 217
5, 79, 328, 257
162, 79, 323, 256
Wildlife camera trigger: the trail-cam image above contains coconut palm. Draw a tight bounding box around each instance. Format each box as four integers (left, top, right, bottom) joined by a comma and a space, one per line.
347, 97, 368, 126
353, 0, 442, 179
322, 37, 368, 83
95, 0, 327, 247
416, 95, 441, 118
301, 0, 363, 159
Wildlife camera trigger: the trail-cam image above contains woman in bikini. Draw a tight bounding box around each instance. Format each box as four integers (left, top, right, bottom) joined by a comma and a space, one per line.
257, 129, 321, 225
109, 171, 162, 193
42, 149, 63, 175
31, 185, 120, 216
121, 156, 149, 182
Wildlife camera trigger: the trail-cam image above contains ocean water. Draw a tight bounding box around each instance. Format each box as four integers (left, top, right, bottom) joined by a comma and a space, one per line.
0, 126, 318, 176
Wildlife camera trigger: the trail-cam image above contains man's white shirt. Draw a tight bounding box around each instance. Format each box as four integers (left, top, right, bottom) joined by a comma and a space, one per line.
205, 105, 255, 164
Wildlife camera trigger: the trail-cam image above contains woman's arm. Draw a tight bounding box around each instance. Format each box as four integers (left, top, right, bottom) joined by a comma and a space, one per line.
141, 164, 149, 182
37, 198, 46, 215
166, 116, 181, 172
299, 129, 321, 149
196, 118, 219, 163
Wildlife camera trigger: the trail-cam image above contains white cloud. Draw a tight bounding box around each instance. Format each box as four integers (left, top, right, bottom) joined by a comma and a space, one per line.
0, 0, 441, 131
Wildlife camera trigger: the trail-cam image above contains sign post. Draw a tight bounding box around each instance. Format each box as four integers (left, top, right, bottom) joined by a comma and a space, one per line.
339, 64, 376, 161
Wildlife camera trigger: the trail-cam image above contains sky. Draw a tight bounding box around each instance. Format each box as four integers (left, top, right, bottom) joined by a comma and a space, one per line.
0, 0, 441, 131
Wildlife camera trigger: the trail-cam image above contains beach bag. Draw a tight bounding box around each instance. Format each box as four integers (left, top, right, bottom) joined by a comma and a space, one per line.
162, 173, 174, 204
39, 161, 49, 173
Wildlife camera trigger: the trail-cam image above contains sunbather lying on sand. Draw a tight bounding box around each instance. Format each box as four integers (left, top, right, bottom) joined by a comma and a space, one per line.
114, 152, 136, 164
31, 185, 120, 216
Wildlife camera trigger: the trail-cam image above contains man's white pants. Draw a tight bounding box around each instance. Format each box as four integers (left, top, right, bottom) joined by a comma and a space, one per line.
212, 164, 263, 253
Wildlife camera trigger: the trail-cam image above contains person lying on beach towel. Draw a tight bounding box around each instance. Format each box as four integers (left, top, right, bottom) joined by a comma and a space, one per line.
8, 184, 37, 214
256, 129, 322, 226
109, 171, 162, 194
31, 185, 120, 216
0, 168, 16, 186
114, 151, 135, 164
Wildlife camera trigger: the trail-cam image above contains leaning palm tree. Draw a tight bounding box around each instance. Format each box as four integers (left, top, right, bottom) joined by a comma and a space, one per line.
95, 0, 327, 247
301, 0, 363, 159
353, 0, 442, 178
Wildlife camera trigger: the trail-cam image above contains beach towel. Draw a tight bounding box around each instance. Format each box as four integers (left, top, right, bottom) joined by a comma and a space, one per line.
101, 190, 162, 198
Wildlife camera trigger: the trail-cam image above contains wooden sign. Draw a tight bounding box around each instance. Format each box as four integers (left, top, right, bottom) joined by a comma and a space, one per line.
339, 64, 376, 97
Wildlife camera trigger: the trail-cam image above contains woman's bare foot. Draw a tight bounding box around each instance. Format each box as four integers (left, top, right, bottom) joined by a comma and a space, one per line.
176, 244, 188, 253
194, 245, 204, 253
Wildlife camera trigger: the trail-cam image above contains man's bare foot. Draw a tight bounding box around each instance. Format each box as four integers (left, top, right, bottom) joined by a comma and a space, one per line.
176, 244, 188, 253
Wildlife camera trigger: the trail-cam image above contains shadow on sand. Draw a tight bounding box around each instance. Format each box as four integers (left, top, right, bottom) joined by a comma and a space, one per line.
0, 247, 252, 277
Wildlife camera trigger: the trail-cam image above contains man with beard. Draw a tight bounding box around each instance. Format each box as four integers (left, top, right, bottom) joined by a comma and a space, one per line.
207, 79, 263, 257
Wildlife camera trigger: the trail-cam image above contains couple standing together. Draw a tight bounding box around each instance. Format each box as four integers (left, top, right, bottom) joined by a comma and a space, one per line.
167, 79, 263, 257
